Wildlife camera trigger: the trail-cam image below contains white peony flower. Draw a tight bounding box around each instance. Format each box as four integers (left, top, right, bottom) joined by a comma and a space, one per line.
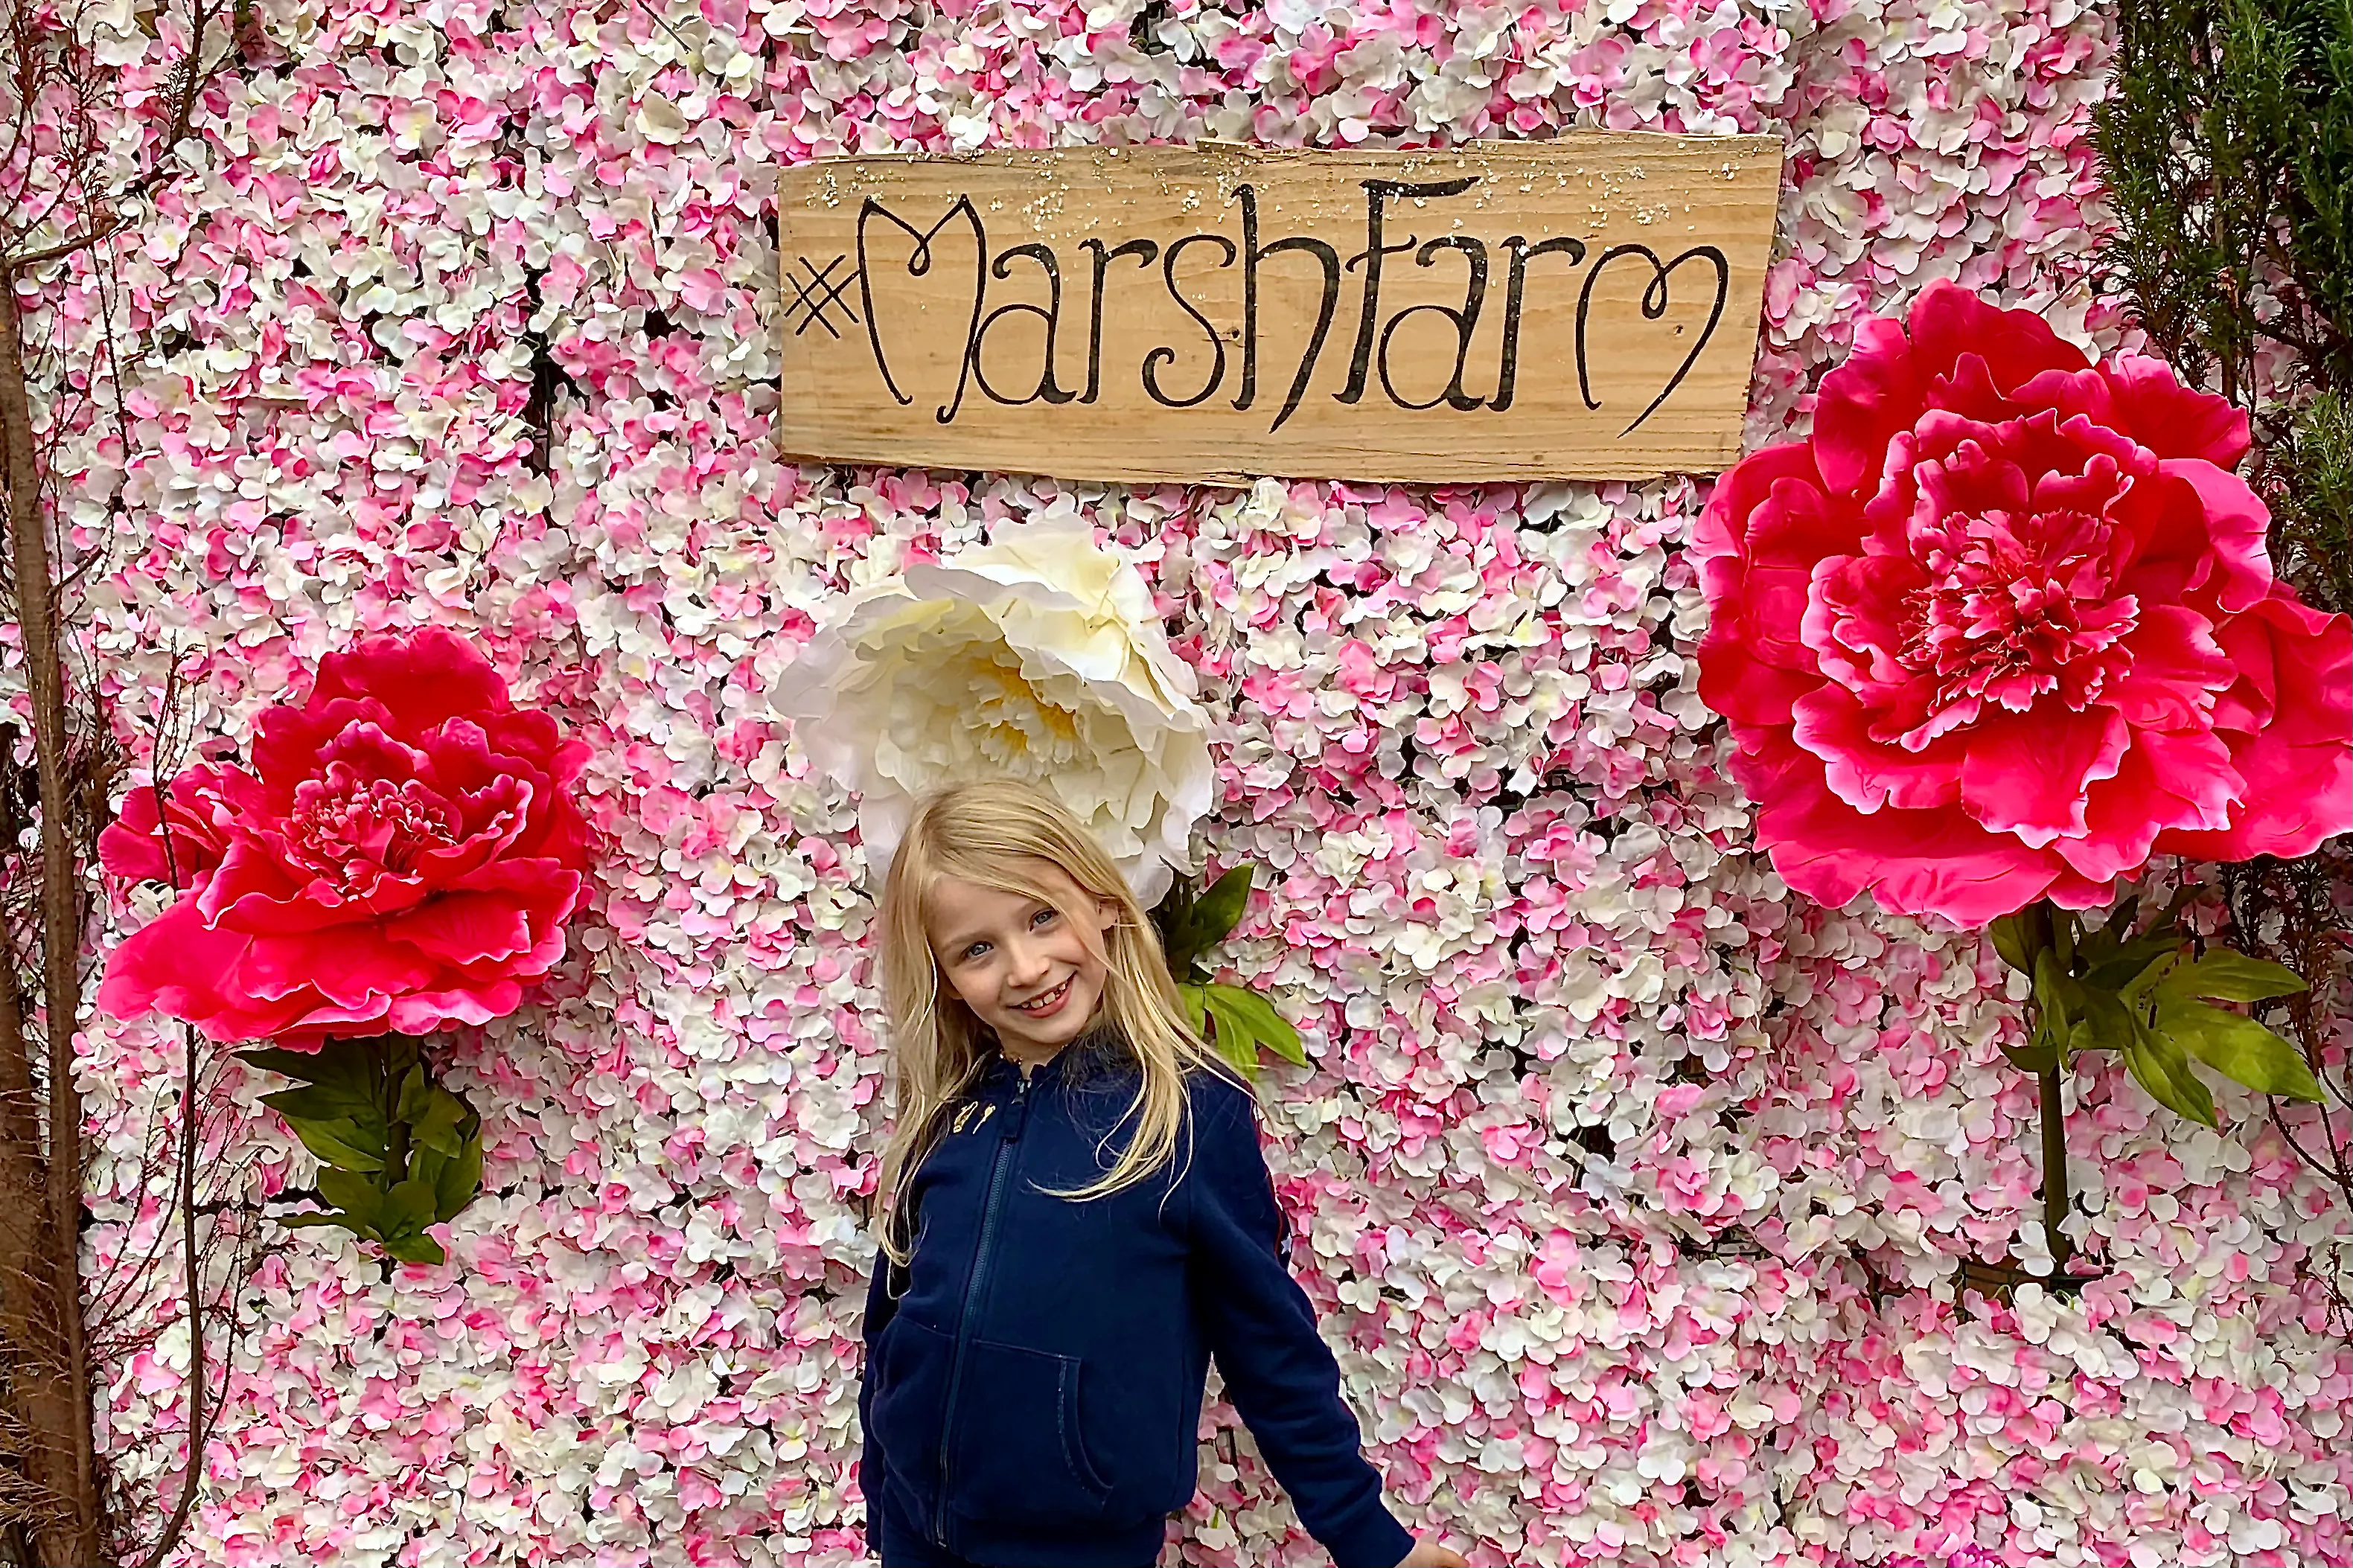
771, 517, 1214, 903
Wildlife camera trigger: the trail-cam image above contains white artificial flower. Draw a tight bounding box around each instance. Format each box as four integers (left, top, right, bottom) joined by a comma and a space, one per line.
771, 516, 1213, 903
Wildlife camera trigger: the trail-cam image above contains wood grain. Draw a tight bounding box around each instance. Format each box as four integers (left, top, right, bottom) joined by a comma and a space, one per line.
776, 137, 1783, 484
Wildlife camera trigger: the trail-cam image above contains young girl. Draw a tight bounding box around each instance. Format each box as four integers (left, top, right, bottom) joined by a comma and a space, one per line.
858, 779, 1468, 1568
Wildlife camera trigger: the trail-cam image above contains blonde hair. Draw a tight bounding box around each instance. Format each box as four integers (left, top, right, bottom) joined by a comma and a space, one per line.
872, 778, 1241, 1266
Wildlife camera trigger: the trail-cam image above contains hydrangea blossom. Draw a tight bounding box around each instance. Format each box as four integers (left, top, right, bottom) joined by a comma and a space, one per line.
42, 0, 2353, 1564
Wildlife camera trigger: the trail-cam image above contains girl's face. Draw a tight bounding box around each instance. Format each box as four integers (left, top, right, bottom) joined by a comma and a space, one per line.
926, 862, 1120, 1061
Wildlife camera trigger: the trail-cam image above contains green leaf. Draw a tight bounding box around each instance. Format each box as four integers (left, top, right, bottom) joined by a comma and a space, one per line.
278, 1115, 388, 1174
429, 1130, 485, 1223
2032, 947, 2077, 1068
1208, 1030, 1259, 1078
261, 1084, 385, 1129
381, 1178, 439, 1239
254, 1036, 387, 1094
1254, 1010, 1308, 1069
1204, 983, 1307, 1068
2081, 941, 2183, 997
412, 1087, 469, 1159
269, 1212, 352, 1229
303, 1043, 395, 1090
316, 1165, 386, 1223
1152, 879, 1197, 975
1176, 982, 1207, 1039
1985, 903, 2042, 973
240, 1046, 344, 1084
1987, 910, 2043, 974
395, 1066, 433, 1126
1999, 1037, 2059, 1075
1198, 986, 1264, 1078
2120, 1013, 2220, 1127
2156, 948, 2309, 1004
2158, 998, 2325, 1101
2074, 905, 2126, 966
380, 1034, 424, 1081
1186, 865, 1255, 953
2075, 986, 2136, 1055
2149, 884, 2203, 938
382, 1232, 447, 1265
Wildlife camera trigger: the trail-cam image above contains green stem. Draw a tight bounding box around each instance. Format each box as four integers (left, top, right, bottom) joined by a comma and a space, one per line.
378, 1039, 410, 1190
2040, 1062, 2073, 1278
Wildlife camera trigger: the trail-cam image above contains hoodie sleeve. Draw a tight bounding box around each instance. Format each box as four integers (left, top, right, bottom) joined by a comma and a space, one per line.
858, 1247, 899, 1555
1186, 1078, 1417, 1568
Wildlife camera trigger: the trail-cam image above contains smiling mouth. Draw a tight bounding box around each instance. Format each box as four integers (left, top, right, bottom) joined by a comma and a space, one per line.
1012, 977, 1071, 1015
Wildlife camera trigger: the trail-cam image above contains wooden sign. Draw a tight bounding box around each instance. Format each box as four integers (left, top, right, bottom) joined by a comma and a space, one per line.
775, 137, 1783, 484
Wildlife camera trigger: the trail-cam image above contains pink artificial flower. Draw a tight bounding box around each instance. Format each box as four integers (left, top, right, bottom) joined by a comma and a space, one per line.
98, 627, 594, 1046
1694, 281, 2352, 925
101, 761, 237, 889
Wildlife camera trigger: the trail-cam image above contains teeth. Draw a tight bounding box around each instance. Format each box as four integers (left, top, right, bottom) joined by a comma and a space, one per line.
1018, 979, 1067, 1011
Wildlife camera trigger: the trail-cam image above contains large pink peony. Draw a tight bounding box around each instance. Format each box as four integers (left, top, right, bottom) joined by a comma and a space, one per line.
1694, 281, 2352, 925
100, 628, 594, 1046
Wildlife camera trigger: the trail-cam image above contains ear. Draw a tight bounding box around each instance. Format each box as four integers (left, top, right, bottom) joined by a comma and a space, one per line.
1094, 896, 1120, 935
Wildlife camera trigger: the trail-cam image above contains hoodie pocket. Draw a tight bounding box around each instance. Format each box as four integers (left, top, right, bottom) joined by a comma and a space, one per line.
867, 1316, 955, 1522
947, 1339, 1112, 1525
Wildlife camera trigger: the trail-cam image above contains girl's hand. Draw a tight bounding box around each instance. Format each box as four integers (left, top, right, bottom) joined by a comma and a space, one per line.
1393, 1538, 1469, 1568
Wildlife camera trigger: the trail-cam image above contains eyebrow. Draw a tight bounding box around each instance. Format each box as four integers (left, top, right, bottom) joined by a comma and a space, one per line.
935, 912, 1012, 953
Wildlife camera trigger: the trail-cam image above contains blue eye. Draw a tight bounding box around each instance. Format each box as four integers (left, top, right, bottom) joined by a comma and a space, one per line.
1032, 907, 1058, 929
961, 941, 991, 961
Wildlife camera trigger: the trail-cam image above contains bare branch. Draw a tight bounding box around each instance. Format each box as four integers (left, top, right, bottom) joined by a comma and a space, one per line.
6, 0, 226, 275
0, 0, 249, 1554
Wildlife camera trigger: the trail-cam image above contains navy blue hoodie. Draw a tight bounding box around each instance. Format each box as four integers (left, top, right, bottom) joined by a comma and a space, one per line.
858, 1032, 1416, 1568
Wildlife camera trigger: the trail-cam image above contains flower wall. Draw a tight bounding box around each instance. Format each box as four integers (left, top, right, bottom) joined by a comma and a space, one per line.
63, 0, 2353, 1564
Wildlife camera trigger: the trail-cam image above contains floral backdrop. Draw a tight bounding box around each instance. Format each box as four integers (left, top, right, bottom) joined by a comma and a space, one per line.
60, 0, 2353, 1564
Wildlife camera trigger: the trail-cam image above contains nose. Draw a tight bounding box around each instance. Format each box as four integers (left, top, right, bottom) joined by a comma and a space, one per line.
1003, 936, 1051, 991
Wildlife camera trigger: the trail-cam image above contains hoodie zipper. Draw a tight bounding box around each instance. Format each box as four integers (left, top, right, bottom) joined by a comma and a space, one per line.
932, 1069, 1032, 1549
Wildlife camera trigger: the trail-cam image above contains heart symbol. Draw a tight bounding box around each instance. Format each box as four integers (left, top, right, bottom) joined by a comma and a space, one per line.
854, 196, 988, 426
1574, 243, 1731, 436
